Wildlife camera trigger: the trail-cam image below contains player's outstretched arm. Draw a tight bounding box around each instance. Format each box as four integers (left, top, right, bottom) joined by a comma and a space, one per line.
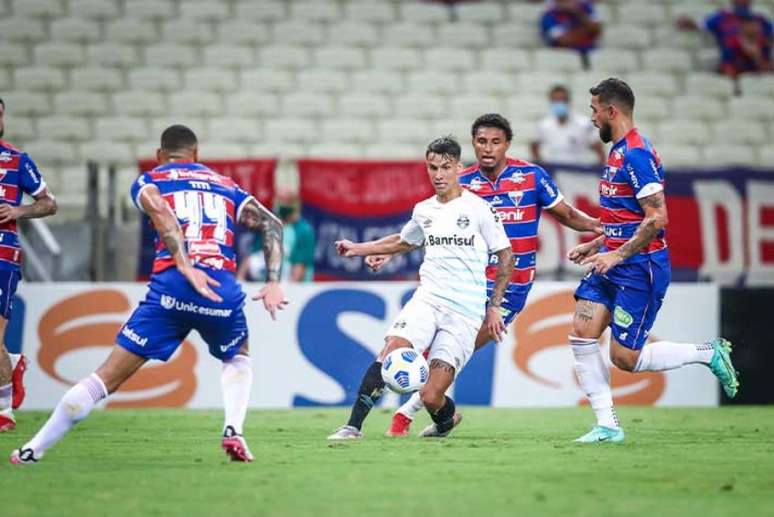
547, 200, 602, 234
238, 198, 288, 320
0, 187, 57, 224
568, 235, 604, 264
484, 246, 515, 343
139, 185, 222, 303
336, 234, 417, 258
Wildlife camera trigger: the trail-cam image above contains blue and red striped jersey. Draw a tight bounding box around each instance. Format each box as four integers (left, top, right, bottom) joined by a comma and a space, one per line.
130, 162, 255, 275
599, 128, 668, 264
0, 140, 47, 271
459, 158, 563, 294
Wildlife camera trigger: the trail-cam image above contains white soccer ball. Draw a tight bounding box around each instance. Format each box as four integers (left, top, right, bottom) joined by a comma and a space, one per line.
381, 348, 428, 394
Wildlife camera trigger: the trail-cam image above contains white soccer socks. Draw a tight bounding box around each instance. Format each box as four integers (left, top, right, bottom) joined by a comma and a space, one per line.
23, 373, 108, 458
633, 341, 715, 372
570, 337, 620, 430
8, 353, 20, 371
396, 391, 424, 420
0, 383, 11, 418
221, 354, 252, 436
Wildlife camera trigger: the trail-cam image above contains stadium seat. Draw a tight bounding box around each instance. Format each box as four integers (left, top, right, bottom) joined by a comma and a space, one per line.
657, 145, 702, 169
233, 0, 286, 22
643, 48, 693, 73
617, 3, 668, 25
456, 2, 505, 23
95, 118, 149, 143
671, 95, 726, 121
290, 1, 342, 22
314, 47, 367, 70
480, 49, 532, 72
23, 141, 77, 165
407, 71, 463, 95
683, 72, 735, 99
12, 0, 65, 18
399, 2, 450, 23
626, 71, 680, 96
0, 17, 46, 42
424, 47, 475, 71
395, 93, 446, 118
364, 143, 420, 159
225, 93, 281, 117
382, 23, 437, 47
506, 2, 545, 23
378, 119, 432, 145
343, 1, 395, 23
264, 119, 318, 144
307, 143, 364, 159
178, 0, 230, 21
0, 70, 11, 91
652, 26, 704, 51
320, 119, 375, 144
113, 91, 166, 117
162, 20, 215, 45
602, 25, 651, 49
250, 142, 306, 160
593, 3, 617, 24
87, 44, 139, 68
203, 45, 255, 68
80, 141, 134, 164
123, 0, 175, 19
37, 117, 91, 142
218, 20, 272, 46
70, 68, 123, 92
55, 92, 108, 117
145, 44, 197, 68
533, 49, 584, 73
274, 21, 325, 46
712, 120, 768, 145
451, 95, 504, 120
758, 147, 774, 167
437, 23, 489, 48
588, 49, 640, 74
2, 92, 50, 116
150, 118, 207, 141
669, 2, 718, 22
169, 92, 222, 118
258, 45, 310, 69
68, 0, 121, 19
326, 22, 380, 47
14, 67, 66, 91
517, 73, 569, 94
185, 68, 237, 93
371, 47, 423, 70
106, 18, 158, 45
492, 23, 541, 48
127, 68, 181, 92
431, 119, 474, 147
728, 96, 774, 121
34, 43, 85, 67
282, 93, 336, 118
350, 70, 405, 94
702, 145, 758, 167
739, 75, 774, 97
462, 72, 517, 95
4, 117, 35, 143
296, 69, 349, 93
241, 68, 295, 92
658, 120, 711, 145
198, 142, 249, 160
505, 95, 548, 120
50, 17, 100, 43
0, 44, 28, 67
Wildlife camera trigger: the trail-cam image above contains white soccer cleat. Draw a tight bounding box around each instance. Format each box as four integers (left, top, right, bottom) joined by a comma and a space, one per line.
418, 412, 463, 438
9, 447, 39, 465
327, 425, 363, 440
221, 426, 254, 463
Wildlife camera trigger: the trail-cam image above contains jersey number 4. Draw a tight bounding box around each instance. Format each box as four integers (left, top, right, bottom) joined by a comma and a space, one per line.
172, 191, 228, 243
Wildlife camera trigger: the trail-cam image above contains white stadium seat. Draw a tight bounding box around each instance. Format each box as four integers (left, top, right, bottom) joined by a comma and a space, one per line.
642, 48, 693, 73
113, 91, 166, 117
55, 92, 109, 116
0, 45, 29, 67
351, 70, 405, 94
0, 70, 11, 91
588, 49, 640, 74
250, 142, 306, 159
462, 72, 518, 95
107, 18, 158, 45
198, 142, 248, 160
432, 119, 474, 147
364, 143, 419, 159
326, 22, 380, 47
95, 118, 149, 143
670, 2, 718, 22
162, 20, 215, 45
683, 73, 735, 99
224, 93, 281, 117
314, 47, 367, 70
4, 117, 36, 143
202, 45, 254, 68
34, 43, 85, 67
671, 95, 726, 121
758, 147, 774, 167
0, 17, 46, 42
80, 141, 134, 164
87, 44, 139, 67
307, 144, 364, 159
71, 68, 123, 92
533, 49, 584, 73
602, 25, 651, 49
145, 44, 197, 68
240, 68, 295, 92
208, 119, 263, 143
728, 96, 774, 121
516, 72, 568, 94
296, 69, 349, 93
371, 47, 423, 70
702, 145, 758, 167
337, 93, 393, 118
451, 95, 504, 120
185, 68, 238, 93
492, 23, 541, 48
12, 0, 64, 18
264, 119, 318, 144
480, 49, 532, 72
233, 0, 286, 22
617, 3, 668, 25
344, 1, 396, 23
456, 2, 505, 23
127, 68, 181, 92
178, 0, 230, 21
658, 120, 711, 145
258, 45, 310, 69
290, 1, 342, 22
169, 92, 222, 118
2, 92, 50, 116
319, 119, 375, 144
713, 120, 768, 145
150, 118, 207, 141
400, 2, 450, 23
50, 17, 100, 43
437, 23, 489, 48
505, 95, 548, 120
739, 75, 774, 97
378, 119, 432, 145
394, 93, 446, 118
282, 93, 336, 118
123, 0, 175, 19
626, 71, 680, 96
593, 4, 616, 24
382, 23, 437, 47
23, 141, 77, 165
274, 21, 325, 46
37, 117, 91, 141
14, 67, 66, 91
657, 145, 702, 169
68, 0, 120, 19
407, 71, 463, 95
424, 47, 475, 71
506, 2, 544, 23
218, 21, 272, 46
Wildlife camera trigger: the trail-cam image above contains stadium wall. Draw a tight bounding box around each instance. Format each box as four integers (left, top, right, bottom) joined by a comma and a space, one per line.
15, 282, 719, 410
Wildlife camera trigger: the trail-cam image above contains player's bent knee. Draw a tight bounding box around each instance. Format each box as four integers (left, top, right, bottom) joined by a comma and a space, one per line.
610, 347, 638, 372
379, 337, 412, 361
419, 387, 445, 412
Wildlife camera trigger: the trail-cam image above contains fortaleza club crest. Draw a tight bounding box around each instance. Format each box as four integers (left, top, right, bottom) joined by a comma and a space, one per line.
507, 190, 524, 206
161, 295, 175, 309
457, 214, 470, 229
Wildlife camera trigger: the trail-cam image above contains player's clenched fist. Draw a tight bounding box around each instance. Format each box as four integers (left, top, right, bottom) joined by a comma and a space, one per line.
335, 239, 360, 257
365, 254, 391, 272
0, 204, 22, 224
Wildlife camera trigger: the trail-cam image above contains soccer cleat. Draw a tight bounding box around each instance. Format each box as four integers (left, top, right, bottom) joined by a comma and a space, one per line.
0, 413, 15, 433
707, 338, 740, 398
327, 425, 363, 440
11, 354, 27, 410
418, 412, 463, 438
385, 412, 412, 437
9, 448, 39, 465
574, 425, 625, 444
221, 426, 254, 463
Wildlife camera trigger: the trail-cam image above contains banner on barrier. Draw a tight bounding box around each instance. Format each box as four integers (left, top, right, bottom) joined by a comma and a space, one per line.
17, 282, 719, 410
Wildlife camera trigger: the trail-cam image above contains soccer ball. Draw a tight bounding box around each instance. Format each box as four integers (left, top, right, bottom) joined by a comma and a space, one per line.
381, 348, 428, 394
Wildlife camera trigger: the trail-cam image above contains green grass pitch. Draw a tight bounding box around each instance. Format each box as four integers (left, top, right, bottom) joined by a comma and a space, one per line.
2, 407, 773, 517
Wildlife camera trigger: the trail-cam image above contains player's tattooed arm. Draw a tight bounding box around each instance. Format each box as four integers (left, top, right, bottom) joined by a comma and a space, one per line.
429, 359, 455, 374
489, 247, 514, 308
547, 200, 602, 234
0, 187, 57, 224
239, 199, 284, 282
614, 191, 668, 261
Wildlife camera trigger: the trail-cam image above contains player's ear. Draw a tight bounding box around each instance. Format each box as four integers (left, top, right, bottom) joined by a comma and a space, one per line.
192, 145, 199, 162
155, 148, 163, 163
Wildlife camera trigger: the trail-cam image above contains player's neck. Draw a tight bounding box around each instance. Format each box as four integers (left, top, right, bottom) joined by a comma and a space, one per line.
611, 119, 635, 144
481, 161, 508, 183
436, 186, 463, 204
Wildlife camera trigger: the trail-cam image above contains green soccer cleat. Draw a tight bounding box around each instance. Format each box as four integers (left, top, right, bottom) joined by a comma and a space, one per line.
708, 338, 740, 398
574, 425, 625, 444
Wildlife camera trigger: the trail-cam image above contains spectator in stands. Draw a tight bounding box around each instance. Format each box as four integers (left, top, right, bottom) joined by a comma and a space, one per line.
677, 0, 773, 78
237, 190, 315, 282
530, 85, 605, 166
540, 0, 602, 68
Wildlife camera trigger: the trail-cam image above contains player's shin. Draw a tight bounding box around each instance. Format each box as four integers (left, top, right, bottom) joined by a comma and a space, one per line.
0, 347, 12, 419
221, 354, 252, 436
22, 373, 107, 458
633, 341, 714, 372
570, 337, 620, 430
397, 391, 424, 420
428, 395, 456, 434
347, 362, 385, 430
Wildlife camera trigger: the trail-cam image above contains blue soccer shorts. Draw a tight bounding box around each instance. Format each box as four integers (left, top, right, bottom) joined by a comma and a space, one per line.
574, 259, 671, 350
0, 269, 21, 320
116, 268, 249, 362
486, 280, 529, 327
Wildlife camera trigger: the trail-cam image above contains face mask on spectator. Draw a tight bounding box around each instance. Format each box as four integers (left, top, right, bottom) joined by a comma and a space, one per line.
551, 101, 569, 119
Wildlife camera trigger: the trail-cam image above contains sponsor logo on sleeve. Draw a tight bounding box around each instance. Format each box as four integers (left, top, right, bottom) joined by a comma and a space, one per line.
540, 177, 556, 198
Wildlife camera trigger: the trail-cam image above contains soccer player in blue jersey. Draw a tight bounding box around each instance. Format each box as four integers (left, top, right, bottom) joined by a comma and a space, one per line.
0, 98, 58, 433
10, 126, 286, 464
567, 78, 739, 444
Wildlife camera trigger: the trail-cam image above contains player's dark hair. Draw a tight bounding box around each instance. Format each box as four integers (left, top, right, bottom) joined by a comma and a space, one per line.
590, 78, 635, 114
471, 113, 513, 142
160, 124, 198, 152
549, 84, 570, 100
426, 136, 461, 162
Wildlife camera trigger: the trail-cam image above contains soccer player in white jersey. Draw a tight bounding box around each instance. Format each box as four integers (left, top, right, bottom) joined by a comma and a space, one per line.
327, 137, 513, 440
